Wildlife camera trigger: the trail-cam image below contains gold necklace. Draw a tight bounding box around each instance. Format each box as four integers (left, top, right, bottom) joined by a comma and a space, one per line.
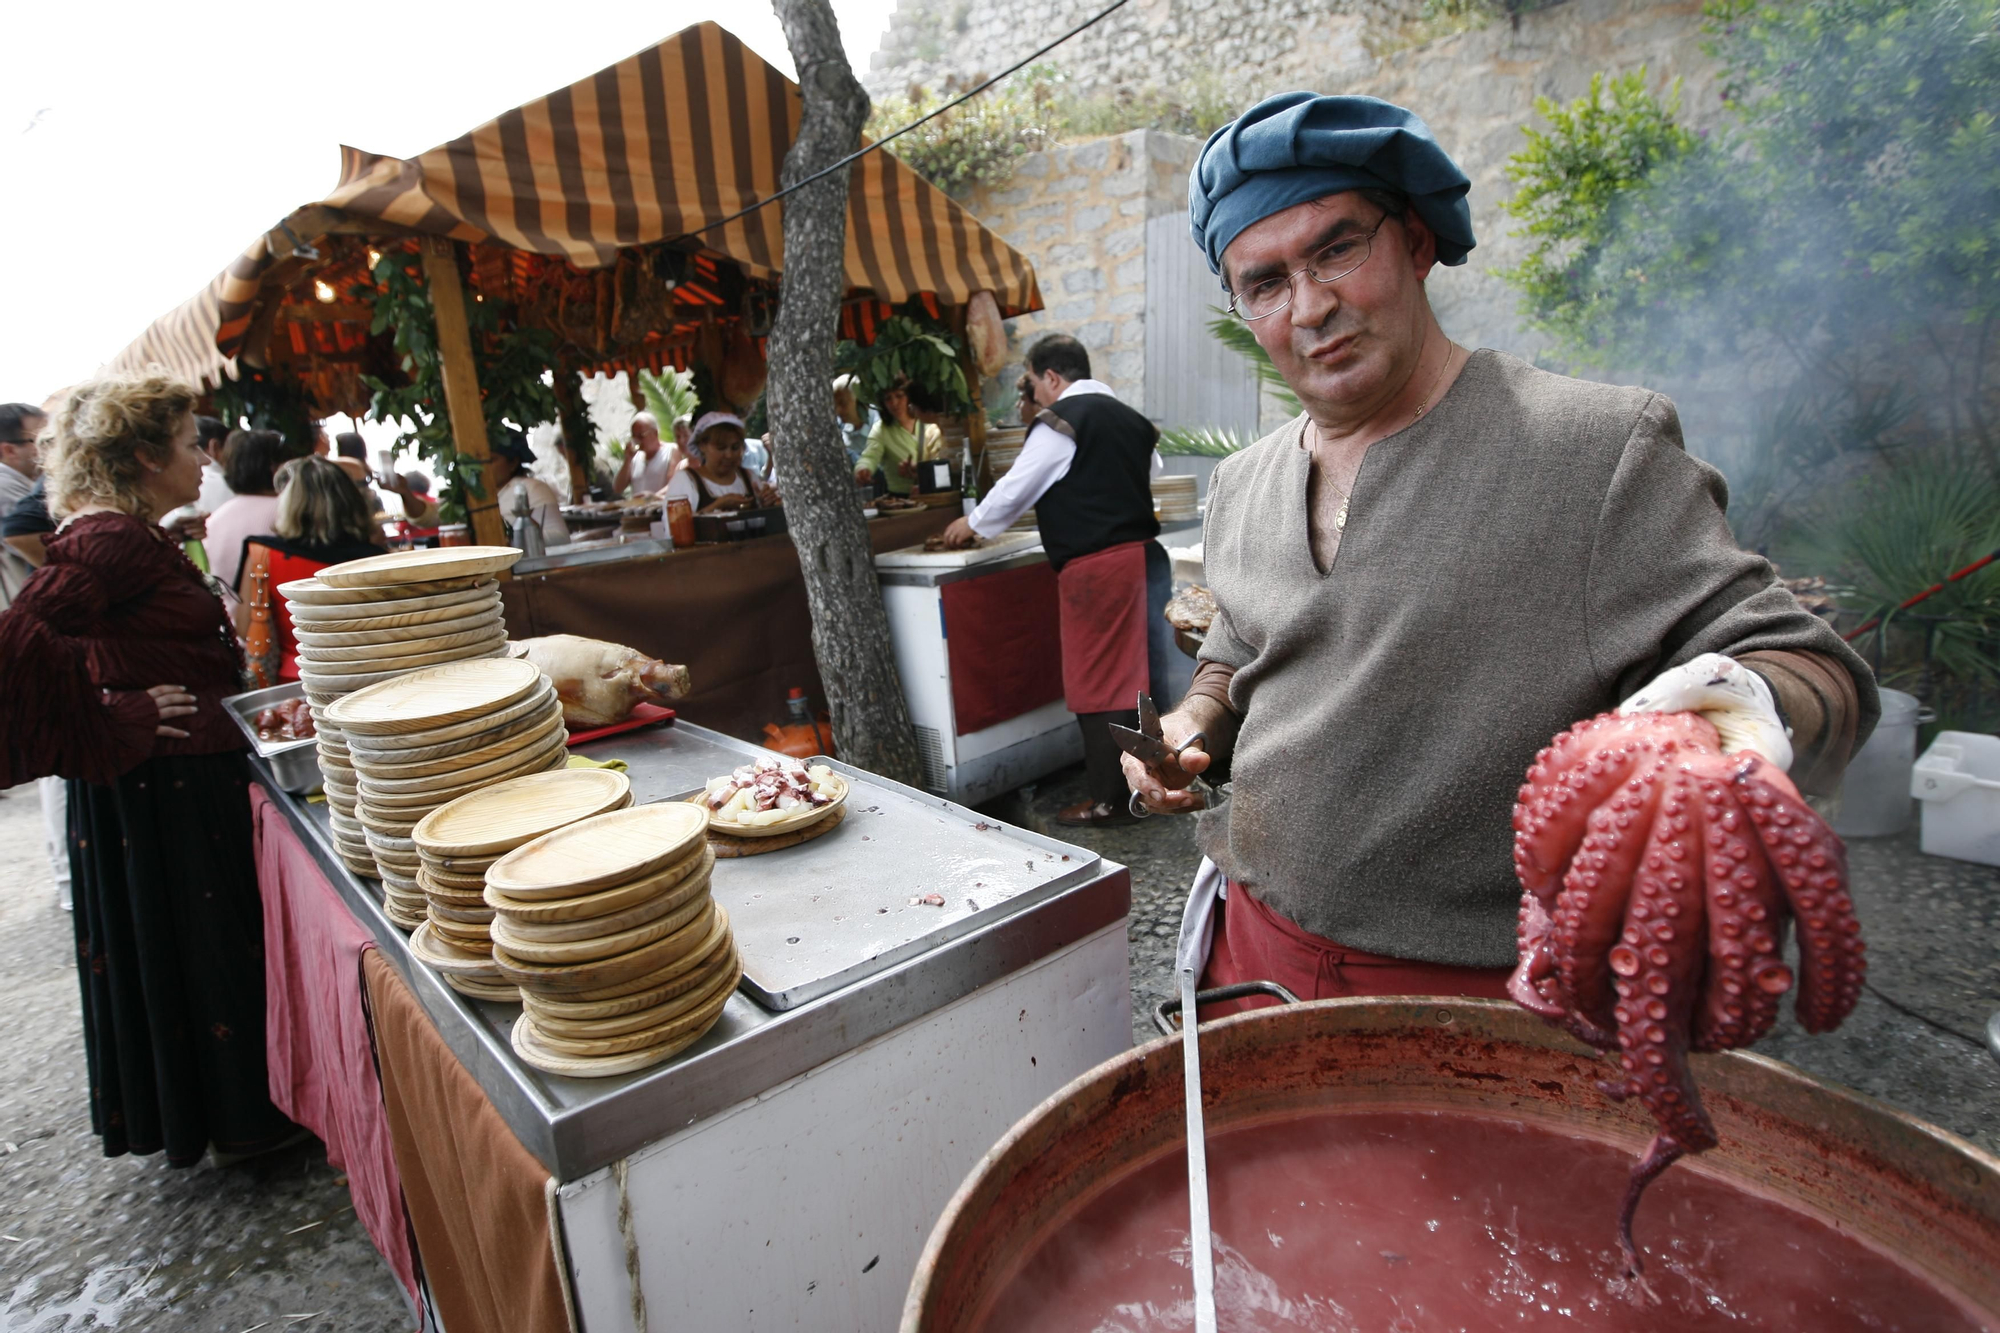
1410, 341, 1458, 423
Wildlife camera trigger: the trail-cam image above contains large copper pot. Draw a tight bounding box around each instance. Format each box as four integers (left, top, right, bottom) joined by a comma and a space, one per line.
902, 998, 2000, 1329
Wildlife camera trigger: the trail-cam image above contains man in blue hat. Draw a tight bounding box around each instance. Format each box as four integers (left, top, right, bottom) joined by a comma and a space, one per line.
1122, 93, 1876, 1007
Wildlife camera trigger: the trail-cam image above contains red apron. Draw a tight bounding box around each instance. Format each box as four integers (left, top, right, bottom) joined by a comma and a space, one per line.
1056, 540, 1151, 715
1200, 881, 1513, 1017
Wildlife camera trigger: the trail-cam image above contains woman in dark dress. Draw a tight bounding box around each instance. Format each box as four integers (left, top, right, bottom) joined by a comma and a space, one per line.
0, 372, 294, 1166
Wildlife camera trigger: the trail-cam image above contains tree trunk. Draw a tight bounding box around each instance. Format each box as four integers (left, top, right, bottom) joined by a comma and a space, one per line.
767, 0, 925, 787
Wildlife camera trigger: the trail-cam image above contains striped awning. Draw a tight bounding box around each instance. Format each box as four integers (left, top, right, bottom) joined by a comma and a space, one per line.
110, 21, 1040, 392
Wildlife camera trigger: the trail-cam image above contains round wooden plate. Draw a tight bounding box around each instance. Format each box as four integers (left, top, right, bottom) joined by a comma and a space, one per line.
292, 616, 505, 658
280, 573, 489, 606
354, 725, 568, 794
490, 868, 712, 948
356, 739, 569, 808
337, 682, 557, 755
300, 629, 509, 675
697, 773, 848, 839
428, 851, 500, 875
326, 657, 545, 735
427, 900, 496, 926
490, 886, 708, 965
301, 644, 509, 695
510, 1010, 711, 1080
520, 960, 737, 1056
445, 975, 521, 1002
409, 921, 507, 978
431, 917, 492, 946
710, 804, 847, 858
315, 546, 522, 590
522, 929, 733, 1025
351, 711, 567, 782
485, 802, 709, 901
524, 942, 738, 1038
287, 585, 499, 628
414, 767, 633, 859
490, 899, 721, 993
483, 844, 709, 924
421, 868, 492, 896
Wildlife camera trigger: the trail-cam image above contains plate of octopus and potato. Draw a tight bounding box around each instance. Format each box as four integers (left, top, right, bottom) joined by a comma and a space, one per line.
693, 756, 848, 837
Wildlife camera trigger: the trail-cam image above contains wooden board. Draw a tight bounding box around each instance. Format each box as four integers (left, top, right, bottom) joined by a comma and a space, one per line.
482, 845, 710, 924
488, 887, 709, 965
490, 899, 720, 993
520, 914, 731, 1016
326, 657, 544, 735
299, 629, 509, 675
490, 866, 710, 948
518, 958, 737, 1056
348, 711, 567, 781
709, 803, 846, 857
698, 773, 848, 839
287, 585, 499, 628
341, 682, 558, 755
279, 573, 489, 607
315, 546, 522, 589
413, 768, 633, 858
485, 802, 708, 900
291, 611, 504, 654
352, 722, 567, 792
523, 940, 737, 1037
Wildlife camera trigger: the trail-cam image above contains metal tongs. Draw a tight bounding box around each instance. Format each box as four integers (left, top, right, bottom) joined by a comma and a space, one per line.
1108, 692, 1216, 819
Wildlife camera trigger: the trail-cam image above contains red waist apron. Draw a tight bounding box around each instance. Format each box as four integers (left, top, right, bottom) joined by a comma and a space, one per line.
1056, 540, 1151, 715
1200, 881, 1513, 1018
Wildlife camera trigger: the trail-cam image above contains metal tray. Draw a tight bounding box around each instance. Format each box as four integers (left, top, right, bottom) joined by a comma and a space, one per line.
220, 681, 323, 794
683, 755, 1104, 1010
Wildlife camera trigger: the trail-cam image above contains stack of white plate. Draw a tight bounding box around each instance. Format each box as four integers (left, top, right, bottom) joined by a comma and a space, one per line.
284, 547, 522, 878
1152, 474, 1199, 524
407, 768, 635, 1002
323, 657, 570, 928
486, 804, 740, 1079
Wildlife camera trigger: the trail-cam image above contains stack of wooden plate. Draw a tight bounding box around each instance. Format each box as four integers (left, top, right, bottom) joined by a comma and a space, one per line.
485, 803, 740, 1078
323, 656, 569, 928
406, 768, 634, 1001
1151, 474, 1199, 524
287, 546, 522, 878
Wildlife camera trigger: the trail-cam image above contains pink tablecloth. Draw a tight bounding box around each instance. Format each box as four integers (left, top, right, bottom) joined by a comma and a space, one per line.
251, 784, 419, 1304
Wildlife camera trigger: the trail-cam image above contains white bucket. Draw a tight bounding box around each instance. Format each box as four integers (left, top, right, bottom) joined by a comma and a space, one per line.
1833, 689, 1928, 838
1912, 730, 2000, 867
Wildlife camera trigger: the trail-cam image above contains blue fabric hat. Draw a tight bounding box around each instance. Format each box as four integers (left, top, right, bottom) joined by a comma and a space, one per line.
1189, 92, 1476, 274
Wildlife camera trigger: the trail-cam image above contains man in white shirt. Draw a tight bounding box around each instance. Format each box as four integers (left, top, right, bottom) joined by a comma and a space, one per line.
489, 430, 570, 548
193, 415, 235, 513
614, 412, 676, 497
941, 335, 1173, 826
0, 402, 46, 609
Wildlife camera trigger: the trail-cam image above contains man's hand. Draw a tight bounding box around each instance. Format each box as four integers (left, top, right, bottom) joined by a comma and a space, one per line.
940, 517, 980, 549
1618, 652, 1793, 771
1122, 709, 1213, 815
149, 684, 196, 739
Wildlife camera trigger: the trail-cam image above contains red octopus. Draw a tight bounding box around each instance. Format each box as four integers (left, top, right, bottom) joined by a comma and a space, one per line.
1507, 710, 1865, 1271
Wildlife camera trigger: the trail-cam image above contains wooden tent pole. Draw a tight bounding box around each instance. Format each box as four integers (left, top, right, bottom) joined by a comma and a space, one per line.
419, 237, 505, 549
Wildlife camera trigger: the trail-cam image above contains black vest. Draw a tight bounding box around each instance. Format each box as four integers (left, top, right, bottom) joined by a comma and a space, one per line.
1035, 392, 1160, 571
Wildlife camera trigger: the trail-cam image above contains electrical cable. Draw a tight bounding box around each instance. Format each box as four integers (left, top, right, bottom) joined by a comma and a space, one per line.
668, 0, 1138, 244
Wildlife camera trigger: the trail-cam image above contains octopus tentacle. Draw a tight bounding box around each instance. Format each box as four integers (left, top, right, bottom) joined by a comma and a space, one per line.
1555, 765, 1667, 1041
1513, 718, 1650, 901
1691, 779, 1792, 1053
1733, 759, 1866, 1031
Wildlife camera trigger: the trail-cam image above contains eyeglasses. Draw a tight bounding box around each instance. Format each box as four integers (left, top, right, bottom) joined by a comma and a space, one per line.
1225, 219, 1388, 322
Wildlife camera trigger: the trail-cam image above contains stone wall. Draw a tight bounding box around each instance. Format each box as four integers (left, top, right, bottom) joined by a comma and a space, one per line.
965, 130, 1199, 410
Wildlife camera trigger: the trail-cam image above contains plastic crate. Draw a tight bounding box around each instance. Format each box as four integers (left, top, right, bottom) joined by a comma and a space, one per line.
1911, 730, 2000, 867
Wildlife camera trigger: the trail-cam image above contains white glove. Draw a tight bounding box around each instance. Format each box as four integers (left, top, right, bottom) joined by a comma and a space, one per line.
1617, 652, 1793, 772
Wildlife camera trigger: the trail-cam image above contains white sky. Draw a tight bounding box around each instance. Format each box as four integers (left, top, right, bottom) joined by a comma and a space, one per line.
0, 0, 900, 409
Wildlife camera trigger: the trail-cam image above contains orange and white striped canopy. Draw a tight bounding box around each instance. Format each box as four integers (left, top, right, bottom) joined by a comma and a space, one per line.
111, 21, 1040, 391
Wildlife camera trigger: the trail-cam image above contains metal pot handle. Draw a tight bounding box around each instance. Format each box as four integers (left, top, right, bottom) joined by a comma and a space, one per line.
1153, 980, 1302, 1036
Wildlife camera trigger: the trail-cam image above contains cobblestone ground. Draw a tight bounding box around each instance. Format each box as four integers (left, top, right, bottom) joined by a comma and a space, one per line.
0, 786, 412, 1333
5, 764, 1995, 1331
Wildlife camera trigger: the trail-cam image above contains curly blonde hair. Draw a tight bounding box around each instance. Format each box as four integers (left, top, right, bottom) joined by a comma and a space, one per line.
44, 371, 200, 519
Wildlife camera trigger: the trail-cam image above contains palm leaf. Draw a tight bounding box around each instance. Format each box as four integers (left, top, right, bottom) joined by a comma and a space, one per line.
1205, 312, 1302, 416
1158, 427, 1249, 458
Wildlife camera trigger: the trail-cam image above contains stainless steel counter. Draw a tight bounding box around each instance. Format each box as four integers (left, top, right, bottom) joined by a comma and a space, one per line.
253, 719, 1129, 1181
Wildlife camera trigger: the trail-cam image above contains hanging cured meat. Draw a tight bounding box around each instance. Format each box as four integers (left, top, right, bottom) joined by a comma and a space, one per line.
965, 291, 1008, 376
1508, 710, 1865, 1272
